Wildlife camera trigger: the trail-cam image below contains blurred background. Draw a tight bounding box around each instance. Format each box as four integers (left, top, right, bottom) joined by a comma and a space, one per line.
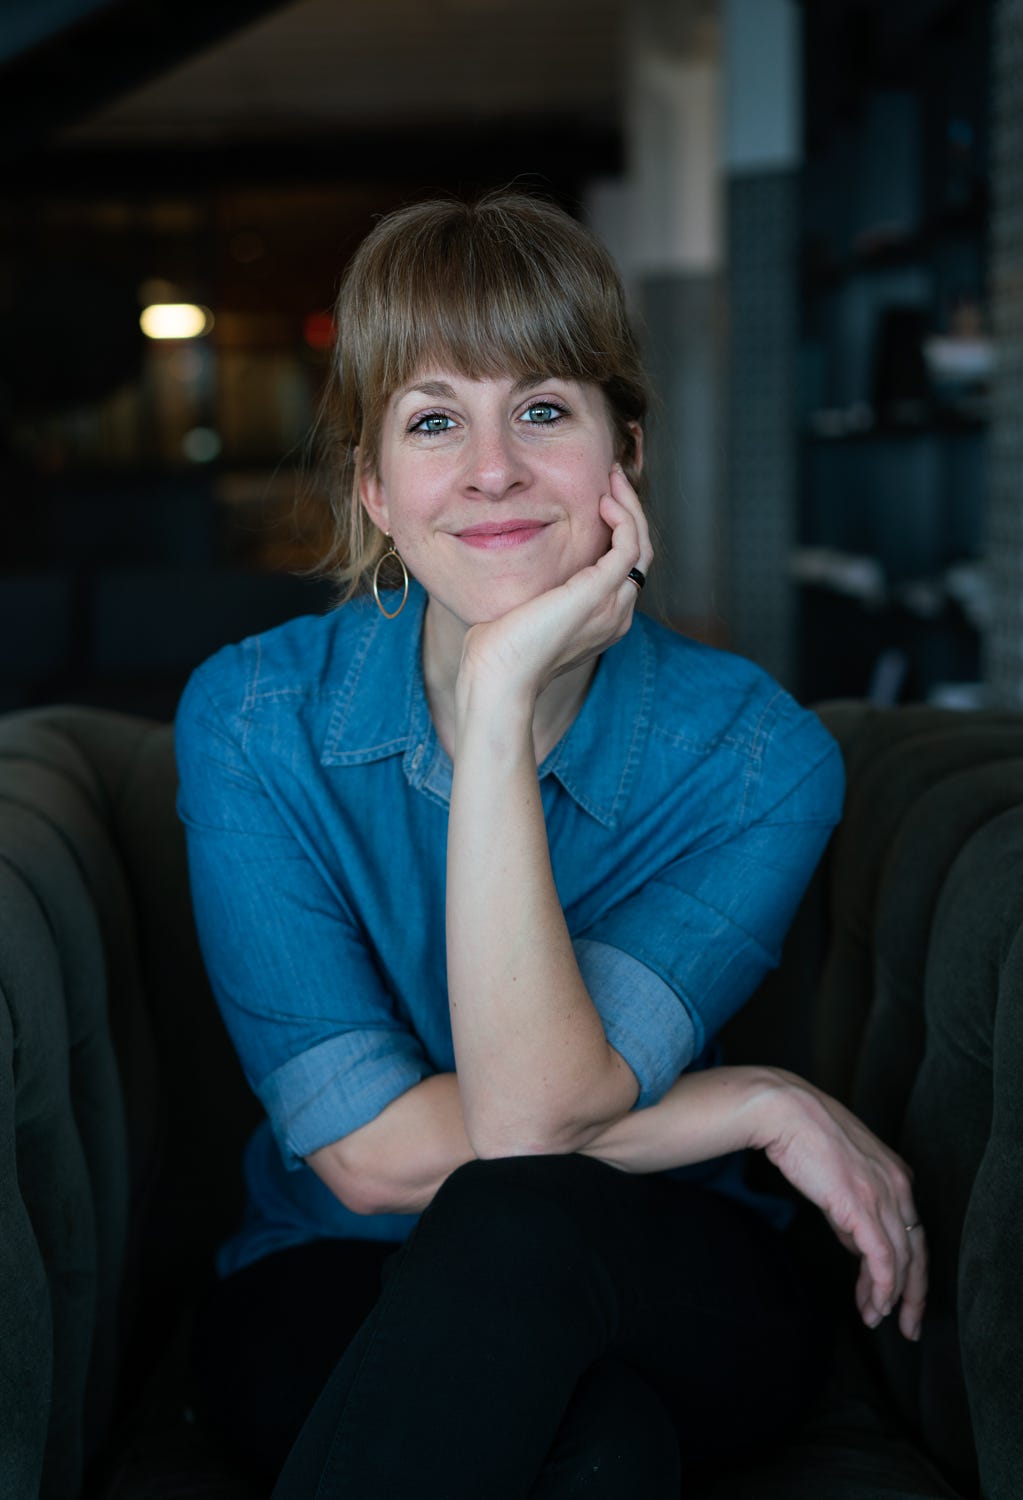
1, 0, 1017, 720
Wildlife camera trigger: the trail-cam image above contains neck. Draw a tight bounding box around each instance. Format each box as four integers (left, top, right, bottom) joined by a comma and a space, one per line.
422, 597, 598, 765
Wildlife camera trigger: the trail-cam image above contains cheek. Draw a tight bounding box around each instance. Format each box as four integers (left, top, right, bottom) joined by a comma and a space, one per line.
370, 460, 421, 538
568, 454, 614, 520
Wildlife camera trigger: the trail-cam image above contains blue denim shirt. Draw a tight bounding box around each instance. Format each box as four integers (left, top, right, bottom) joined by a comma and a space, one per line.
175, 583, 844, 1275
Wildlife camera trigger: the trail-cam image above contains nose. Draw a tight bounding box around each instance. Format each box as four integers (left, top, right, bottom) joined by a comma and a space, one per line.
461, 419, 530, 501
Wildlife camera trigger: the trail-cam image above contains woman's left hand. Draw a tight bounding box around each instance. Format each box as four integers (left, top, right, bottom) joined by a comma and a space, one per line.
755, 1071, 928, 1341
458, 463, 654, 698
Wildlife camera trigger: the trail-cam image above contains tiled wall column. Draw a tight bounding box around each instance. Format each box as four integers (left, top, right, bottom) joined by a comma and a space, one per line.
984, 0, 1023, 704
723, 170, 798, 684
587, 0, 723, 639
722, 0, 801, 687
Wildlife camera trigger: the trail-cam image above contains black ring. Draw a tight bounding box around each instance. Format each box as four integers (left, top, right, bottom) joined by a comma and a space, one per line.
626, 567, 646, 591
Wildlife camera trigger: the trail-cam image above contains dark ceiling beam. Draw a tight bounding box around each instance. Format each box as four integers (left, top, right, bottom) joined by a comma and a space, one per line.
3, 125, 623, 199
0, 0, 120, 67
0, 0, 291, 164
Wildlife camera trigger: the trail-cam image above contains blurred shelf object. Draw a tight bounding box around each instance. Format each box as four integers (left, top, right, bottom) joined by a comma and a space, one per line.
790, 549, 991, 625
804, 402, 989, 440
797, 582, 982, 705
797, 0, 991, 703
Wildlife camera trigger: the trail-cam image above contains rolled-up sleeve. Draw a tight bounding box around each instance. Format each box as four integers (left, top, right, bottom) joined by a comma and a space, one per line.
573, 938, 697, 1107
574, 710, 845, 1107
175, 669, 433, 1168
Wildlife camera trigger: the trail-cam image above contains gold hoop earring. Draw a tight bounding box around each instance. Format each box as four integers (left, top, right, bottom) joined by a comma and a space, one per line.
371, 535, 409, 619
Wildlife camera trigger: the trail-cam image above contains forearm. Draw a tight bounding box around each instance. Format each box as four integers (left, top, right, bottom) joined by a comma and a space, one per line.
310, 1060, 927, 1342
578, 1064, 785, 1173
311, 1060, 788, 1213
306, 1073, 475, 1216
309, 1064, 781, 1218
447, 676, 637, 1157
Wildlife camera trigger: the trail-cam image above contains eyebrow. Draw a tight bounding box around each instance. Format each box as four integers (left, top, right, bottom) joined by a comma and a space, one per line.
394, 373, 555, 404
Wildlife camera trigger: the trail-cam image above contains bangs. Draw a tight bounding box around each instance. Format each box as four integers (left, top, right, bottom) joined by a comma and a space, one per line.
370, 240, 619, 395
336, 195, 641, 452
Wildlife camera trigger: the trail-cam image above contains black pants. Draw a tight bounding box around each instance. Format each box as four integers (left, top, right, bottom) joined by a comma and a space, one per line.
194, 1155, 824, 1498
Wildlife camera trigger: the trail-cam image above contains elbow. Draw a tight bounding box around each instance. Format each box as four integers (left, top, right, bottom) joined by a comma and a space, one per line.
331, 1169, 390, 1219
465, 1062, 639, 1160
337, 1174, 395, 1218
307, 1141, 405, 1218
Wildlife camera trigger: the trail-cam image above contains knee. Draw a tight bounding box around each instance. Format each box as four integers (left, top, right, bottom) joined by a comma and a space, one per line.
419, 1154, 606, 1288
431, 1153, 603, 1236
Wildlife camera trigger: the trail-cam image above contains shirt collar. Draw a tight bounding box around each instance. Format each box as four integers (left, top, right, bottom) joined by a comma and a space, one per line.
320, 581, 655, 830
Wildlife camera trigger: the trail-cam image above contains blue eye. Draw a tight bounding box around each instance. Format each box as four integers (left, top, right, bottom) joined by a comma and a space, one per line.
411, 412, 455, 435
521, 403, 566, 425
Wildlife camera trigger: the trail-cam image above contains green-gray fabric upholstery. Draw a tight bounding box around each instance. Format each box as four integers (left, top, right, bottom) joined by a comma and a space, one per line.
0, 708, 258, 1500
715, 704, 1023, 1500
1, 702, 1021, 1499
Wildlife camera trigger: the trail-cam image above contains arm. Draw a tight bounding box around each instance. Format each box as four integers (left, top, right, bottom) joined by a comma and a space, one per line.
446, 672, 639, 1156
584, 1063, 928, 1343
446, 468, 651, 1156
303, 1056, 926, 1342
307, 1073, 473, 1216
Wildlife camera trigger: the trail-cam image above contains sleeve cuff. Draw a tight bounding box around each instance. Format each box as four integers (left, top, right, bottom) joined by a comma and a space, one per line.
256, 1030, 433, 1168
573, 938, 697, 1107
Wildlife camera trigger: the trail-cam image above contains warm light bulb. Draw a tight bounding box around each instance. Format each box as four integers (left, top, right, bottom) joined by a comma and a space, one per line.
139, 303, 213, 340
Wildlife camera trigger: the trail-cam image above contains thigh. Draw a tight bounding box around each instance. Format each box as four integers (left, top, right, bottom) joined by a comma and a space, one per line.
192, 1237, 396, 1482
272, 1156, 822, 1498
412, 1154, 822, 1472
608, 1172, 825, 1469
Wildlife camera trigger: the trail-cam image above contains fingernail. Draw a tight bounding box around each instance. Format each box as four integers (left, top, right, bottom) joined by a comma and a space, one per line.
865, 1311, 881, 1329
911, 1324, 922, 1343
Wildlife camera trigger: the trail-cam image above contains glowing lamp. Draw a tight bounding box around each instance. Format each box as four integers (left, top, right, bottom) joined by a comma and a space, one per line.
140, 303, 213, 340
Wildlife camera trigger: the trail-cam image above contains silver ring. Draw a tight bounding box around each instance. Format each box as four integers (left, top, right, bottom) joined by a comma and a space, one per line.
905, 1221, 921, 1233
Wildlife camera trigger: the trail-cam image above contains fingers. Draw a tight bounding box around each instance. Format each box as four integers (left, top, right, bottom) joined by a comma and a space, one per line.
846, 1209, 901, 1328
846, 1178, 927, 1341
597, 465, 653, 595
899, 1224, 928, 1341
610, 463, 654, 568
765, 1078, 927, 1346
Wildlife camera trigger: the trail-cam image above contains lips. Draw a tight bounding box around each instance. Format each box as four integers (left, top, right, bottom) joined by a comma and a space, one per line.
454, 519, 550, 551
456, 520, 547, 537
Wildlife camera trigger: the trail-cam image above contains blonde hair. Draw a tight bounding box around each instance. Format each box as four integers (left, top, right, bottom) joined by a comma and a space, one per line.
314, 190, 649, 600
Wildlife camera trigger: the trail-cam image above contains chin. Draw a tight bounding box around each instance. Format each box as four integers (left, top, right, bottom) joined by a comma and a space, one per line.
461, 576, 561, 624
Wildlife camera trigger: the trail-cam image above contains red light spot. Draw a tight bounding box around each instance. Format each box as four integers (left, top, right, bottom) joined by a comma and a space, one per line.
304, 311, 335, 350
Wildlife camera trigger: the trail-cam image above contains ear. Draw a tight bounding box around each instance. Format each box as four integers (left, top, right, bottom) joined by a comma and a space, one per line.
624, 421, 644, 483
357, 448, 390, 534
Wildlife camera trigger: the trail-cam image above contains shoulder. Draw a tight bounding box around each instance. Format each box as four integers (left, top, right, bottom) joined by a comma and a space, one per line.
632, 612, 844, 822
174, 596, 380, 752
182, 596, 379, 715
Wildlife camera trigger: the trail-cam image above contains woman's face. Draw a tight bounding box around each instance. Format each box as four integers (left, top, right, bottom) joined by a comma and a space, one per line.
360, 369, 641, 627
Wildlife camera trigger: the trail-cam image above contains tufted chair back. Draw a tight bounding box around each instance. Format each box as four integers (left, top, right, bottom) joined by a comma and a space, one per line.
0, 707, 258, 1499
2, 702, 1022, 1500
726, 703, 1023, 1500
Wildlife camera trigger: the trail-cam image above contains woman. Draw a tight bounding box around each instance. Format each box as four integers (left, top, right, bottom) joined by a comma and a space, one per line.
175, 191, 927, 1498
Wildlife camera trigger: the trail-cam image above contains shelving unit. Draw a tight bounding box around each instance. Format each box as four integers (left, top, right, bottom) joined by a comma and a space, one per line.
796, 0, 991, 703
